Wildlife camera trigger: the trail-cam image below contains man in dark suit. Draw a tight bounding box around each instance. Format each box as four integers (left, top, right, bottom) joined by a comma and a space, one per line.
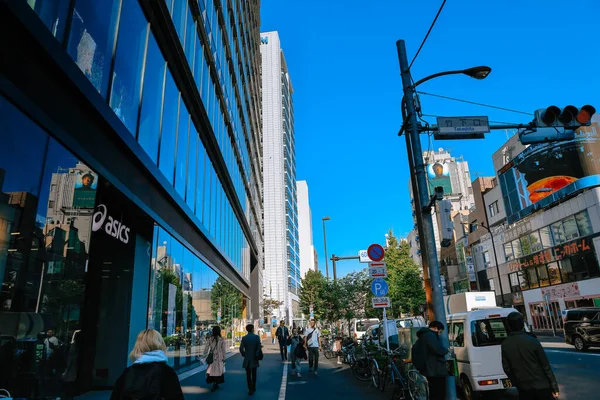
240, 324, 262, 395
275, 320, 290, 361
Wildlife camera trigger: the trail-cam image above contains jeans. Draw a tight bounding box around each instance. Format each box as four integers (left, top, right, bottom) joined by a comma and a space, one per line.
291, 354, 301, 374
279, 342, 288, 360
426, 376, 446, 400
245, 367, 257, 390
308, 347, 319, 372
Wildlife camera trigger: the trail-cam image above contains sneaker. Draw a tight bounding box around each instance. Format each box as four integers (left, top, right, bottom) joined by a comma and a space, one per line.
337, 361, 342, 365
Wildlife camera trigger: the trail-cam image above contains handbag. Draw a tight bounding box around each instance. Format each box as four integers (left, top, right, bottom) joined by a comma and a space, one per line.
206, 340, 215, 364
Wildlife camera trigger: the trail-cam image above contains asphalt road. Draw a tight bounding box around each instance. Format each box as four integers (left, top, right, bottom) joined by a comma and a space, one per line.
178, 339, 600, 399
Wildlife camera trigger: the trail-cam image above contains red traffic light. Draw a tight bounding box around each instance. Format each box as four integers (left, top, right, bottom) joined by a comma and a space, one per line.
576, 105, 596, 125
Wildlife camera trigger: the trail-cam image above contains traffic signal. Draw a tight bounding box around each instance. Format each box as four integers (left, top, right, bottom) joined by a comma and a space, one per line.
534, 105, 596, 128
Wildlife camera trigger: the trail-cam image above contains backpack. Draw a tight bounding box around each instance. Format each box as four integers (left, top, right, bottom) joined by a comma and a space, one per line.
120, 363, 163, 400
294, 343, 307, 360
411, 339, 426, 373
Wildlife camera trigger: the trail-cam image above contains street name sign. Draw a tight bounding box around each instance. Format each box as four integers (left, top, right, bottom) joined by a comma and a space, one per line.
371, 278, 389, 297
372, 297, 391, 308
367, 243, 385, 262
368, 262, 387, 278
435, 116, 489, 140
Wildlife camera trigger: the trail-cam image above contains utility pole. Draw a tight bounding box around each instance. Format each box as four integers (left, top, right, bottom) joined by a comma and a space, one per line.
396, 40, 456, 400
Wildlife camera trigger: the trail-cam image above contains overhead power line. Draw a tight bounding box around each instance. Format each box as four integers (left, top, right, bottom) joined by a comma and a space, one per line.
417, 91, 534, 116
409, 0, 448, 69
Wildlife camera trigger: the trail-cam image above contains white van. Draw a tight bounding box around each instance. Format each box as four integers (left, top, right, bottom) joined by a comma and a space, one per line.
351, 318, 379, 339
447, 307, 519, 399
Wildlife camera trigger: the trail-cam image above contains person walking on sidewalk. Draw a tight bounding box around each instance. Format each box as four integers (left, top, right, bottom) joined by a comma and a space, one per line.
501, 312, 559, 400
304, 319, 321, 375
290, 328, 306, 378
411, 321, 449, 400
240, 324, 262, 395
205, 326, 227, 392
110, 329, 183, 400
276, 320, 290, 361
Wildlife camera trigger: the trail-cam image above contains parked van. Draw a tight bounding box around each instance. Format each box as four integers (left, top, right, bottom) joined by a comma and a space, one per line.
448, 307, 522, 399
563, 307, 600, 351
351, 318, 379, 339
396, 316, 426, 328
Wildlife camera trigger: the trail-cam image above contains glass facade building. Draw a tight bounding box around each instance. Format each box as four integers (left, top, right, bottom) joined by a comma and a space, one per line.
1, 0, 262, 398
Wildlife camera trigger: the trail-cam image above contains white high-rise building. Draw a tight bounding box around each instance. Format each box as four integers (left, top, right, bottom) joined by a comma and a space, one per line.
297, 181, 317, 278
261, 32, 300, 324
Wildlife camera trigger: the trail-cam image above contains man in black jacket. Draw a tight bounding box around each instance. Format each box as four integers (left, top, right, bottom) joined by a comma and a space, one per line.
501, 312, 559, 400
275, 320, 290, 361
412, 321, 448, 400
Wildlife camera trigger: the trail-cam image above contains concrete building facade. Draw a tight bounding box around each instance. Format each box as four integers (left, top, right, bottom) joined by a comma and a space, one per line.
297, 180, 317, 278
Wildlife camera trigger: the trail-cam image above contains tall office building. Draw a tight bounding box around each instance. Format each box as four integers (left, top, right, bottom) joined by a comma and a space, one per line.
297, 181, 317, 278
261, 31, 300, 325
1, 0, 262, 397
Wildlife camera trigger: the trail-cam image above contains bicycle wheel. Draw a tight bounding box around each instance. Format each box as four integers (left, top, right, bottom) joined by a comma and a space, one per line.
351, 359, 371, 381
370, 359, 380, 388
407, 370, 429, 400
324, 349, 334, 359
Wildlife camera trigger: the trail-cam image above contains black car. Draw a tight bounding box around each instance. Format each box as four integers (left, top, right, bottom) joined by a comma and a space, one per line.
563, 308, 600, 351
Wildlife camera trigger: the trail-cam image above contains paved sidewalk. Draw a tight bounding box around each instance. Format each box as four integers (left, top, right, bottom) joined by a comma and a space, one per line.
180, 339, 284, 399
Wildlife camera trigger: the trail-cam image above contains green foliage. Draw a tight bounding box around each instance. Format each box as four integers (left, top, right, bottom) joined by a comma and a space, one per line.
210, 276, 243, 327
299, 269, 327, 320
385, 230, 426, 316
261, 295, 284, 321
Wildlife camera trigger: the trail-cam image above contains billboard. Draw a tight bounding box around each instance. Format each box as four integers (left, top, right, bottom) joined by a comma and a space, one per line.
427, 162, 452, 196
73, 170, 98, 208
499, 122, 600, 223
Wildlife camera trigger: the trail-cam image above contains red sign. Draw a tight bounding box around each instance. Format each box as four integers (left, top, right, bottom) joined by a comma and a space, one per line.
553, 238, 592, 260
367, 244, 385, 262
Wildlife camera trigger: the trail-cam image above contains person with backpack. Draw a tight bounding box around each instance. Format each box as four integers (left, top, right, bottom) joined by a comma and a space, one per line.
110, 329, 183, 400
240, 324, 262, 395
289, 328, 306, 378
303, 319, 321, 375
204, 326, 227, 392
411, 321, 449, 400
275, 320, 290, 361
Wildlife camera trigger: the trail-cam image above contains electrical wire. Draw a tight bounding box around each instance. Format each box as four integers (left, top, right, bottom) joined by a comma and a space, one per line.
417, 91, 533, 116
409, 0, 448, 69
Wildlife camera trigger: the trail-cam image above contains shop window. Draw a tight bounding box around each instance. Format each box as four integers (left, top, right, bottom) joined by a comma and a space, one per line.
520, 235, 532, 255
537, 265, 550, 287
562, 216, 579, 242
138, 35, 166, 163
158, 73, 179, 184
0, 96, 98, 399
109, 0, 148, 135
529, 231, 543, 253
28, 0, 71, 43
509, 273, 520, 293
576, 211, 593, 236
547, 262, 562, 285
67, 0, 121, 98
551, 222, 566, 244
527, 268, 539, 289
539, 226, 553, 248
518, 270, 529, 290
559, 258, 574, 283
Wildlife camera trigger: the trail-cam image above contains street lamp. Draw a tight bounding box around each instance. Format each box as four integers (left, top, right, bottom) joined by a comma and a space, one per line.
396, 39, 491, 400
322, 217, 331, 280
480, 221, 506, 307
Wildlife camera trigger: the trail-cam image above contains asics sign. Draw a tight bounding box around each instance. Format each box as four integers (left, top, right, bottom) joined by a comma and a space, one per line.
92, 204, 130, 244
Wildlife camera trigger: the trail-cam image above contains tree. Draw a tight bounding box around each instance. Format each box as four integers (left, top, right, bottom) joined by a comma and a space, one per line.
261, 295, 284, 322
385, 230, 426, 316
299, 270, 327, 320
338, 270, 371, 335
210, 276, 243, 327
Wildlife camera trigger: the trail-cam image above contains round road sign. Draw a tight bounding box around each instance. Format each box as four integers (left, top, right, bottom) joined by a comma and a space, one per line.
367, 243, 385, 262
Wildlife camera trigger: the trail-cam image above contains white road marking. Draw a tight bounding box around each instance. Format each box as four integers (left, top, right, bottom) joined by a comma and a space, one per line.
279, 362, 288, 400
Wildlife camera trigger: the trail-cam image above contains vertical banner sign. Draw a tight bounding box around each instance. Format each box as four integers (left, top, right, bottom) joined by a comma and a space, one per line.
367, 243, 390, 352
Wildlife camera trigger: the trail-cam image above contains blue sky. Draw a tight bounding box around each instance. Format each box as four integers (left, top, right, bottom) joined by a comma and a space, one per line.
260, 0, 600, 278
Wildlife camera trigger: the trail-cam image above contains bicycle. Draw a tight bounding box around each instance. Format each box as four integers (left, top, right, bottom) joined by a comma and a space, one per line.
370, 347, 429, 400
349, 339, 372, 381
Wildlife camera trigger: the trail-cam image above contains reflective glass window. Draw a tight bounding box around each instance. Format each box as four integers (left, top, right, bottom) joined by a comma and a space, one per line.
537, 265, 550, 287
562, 216, 579, 241
185, 9, 195, 63
158, 73, 179, 184
511, 239, 523, 259
551, 222, 566, 244
138, 36, 166, 163
527, 268, 539, 288
172, 0, 187, 44
174, 106, 189, 198
519, 236, 532, 255
195, 145, 206, 223
539, 226, 553, 248
28, 0, 72, 42
67, 0, 121, 97
548, 262, 561, 285
186, 131, 198, 212
109, 0, 148, 135
576, 211, 593, 236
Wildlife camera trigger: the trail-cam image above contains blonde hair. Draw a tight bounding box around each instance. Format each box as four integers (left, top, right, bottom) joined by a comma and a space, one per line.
129, 329, 167, 362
